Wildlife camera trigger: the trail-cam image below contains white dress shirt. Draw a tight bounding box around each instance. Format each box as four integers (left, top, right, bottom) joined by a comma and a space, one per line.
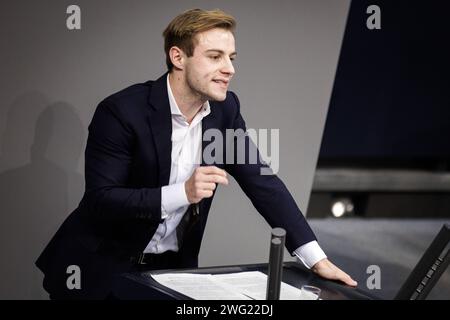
144, 74, 327, 268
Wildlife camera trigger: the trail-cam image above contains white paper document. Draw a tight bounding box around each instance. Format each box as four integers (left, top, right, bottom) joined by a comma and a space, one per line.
150, 273, 251, 300
214, 271, 302, 300
150, 271, 304, 300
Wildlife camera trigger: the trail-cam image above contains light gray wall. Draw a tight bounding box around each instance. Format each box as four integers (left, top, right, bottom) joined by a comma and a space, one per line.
0, 0, 350, 299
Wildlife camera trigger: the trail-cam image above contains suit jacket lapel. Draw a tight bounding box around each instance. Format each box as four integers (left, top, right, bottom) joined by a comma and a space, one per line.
147, 73, 172, 186
200, 102, 221, 218
201, 103, 219, 166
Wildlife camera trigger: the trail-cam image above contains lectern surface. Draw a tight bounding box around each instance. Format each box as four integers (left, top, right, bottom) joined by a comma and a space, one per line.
112, 262, 377, 300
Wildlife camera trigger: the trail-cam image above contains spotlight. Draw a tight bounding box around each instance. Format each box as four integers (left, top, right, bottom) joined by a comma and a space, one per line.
331, 198, 354, 218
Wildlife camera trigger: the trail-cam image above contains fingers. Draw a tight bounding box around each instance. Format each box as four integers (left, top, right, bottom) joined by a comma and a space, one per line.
197, 166, 228, 185
185, 166, 229, 203
201, 174, 229, 185
199, 166, 227, 177
197, 182, 217, 191
312, 259, 358, 287
197, 189, 214, 199
336, 270, 358, 287
331, 265, 358, 287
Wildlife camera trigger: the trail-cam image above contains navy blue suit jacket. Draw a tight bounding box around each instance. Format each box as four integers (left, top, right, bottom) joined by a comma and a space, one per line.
36, 73, 316, 299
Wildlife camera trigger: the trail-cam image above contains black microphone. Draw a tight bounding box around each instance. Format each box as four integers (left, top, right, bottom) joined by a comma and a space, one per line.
266, 227, 286, 300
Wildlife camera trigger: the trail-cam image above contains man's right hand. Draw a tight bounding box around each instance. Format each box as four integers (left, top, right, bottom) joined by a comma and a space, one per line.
185, 166, 229, 203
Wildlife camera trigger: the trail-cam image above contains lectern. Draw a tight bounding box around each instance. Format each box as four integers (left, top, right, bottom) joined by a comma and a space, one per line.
111, 262, 376, 300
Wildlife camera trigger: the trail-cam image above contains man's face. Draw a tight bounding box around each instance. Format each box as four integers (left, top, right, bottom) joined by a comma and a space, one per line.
183, 28, 236, 102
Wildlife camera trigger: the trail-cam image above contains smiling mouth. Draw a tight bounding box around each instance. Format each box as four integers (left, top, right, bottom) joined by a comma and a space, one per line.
213, 79, 229, 88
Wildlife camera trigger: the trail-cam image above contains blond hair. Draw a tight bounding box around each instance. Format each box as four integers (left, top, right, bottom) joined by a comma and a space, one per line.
163, 9, 236, 70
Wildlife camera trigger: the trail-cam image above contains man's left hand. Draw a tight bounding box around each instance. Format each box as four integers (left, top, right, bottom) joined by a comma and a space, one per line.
311, 258, 358, 287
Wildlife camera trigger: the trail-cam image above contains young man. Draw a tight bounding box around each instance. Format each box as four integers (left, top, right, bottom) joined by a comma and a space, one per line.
36, 8, 356, 299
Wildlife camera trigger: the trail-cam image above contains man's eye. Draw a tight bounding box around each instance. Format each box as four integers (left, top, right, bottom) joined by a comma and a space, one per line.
211, 56, 220, 60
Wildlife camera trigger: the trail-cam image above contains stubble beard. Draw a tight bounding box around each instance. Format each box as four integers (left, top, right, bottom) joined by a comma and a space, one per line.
186, 69, 226, 102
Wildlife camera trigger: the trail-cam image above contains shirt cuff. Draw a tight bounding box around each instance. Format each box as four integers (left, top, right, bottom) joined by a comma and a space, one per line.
294, 241, 327, 269
161, 183, 190, 219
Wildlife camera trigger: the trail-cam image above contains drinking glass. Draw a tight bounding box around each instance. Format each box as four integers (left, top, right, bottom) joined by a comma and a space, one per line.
300, 285, 321, 300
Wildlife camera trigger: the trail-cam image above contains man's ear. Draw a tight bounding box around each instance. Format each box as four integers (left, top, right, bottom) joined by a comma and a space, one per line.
169, 46, 185, 70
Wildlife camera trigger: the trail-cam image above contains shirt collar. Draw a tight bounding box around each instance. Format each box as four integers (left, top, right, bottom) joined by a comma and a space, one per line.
166, 74, 211, 119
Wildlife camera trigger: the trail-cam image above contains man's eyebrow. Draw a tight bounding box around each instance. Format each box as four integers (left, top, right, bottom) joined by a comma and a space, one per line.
205, 49, 237, 56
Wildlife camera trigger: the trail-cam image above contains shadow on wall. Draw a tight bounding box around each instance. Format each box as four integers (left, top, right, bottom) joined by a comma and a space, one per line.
0, 93, 85, 299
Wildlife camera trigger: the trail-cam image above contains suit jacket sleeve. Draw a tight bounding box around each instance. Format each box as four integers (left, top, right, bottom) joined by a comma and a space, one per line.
83, 99, 162, 223
225, 92, 317, 254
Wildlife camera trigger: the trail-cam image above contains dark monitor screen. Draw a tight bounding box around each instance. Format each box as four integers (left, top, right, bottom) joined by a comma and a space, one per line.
318, 1, 450, 167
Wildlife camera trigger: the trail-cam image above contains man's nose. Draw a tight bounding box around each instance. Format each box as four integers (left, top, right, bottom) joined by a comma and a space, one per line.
221, 57, 235, 76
